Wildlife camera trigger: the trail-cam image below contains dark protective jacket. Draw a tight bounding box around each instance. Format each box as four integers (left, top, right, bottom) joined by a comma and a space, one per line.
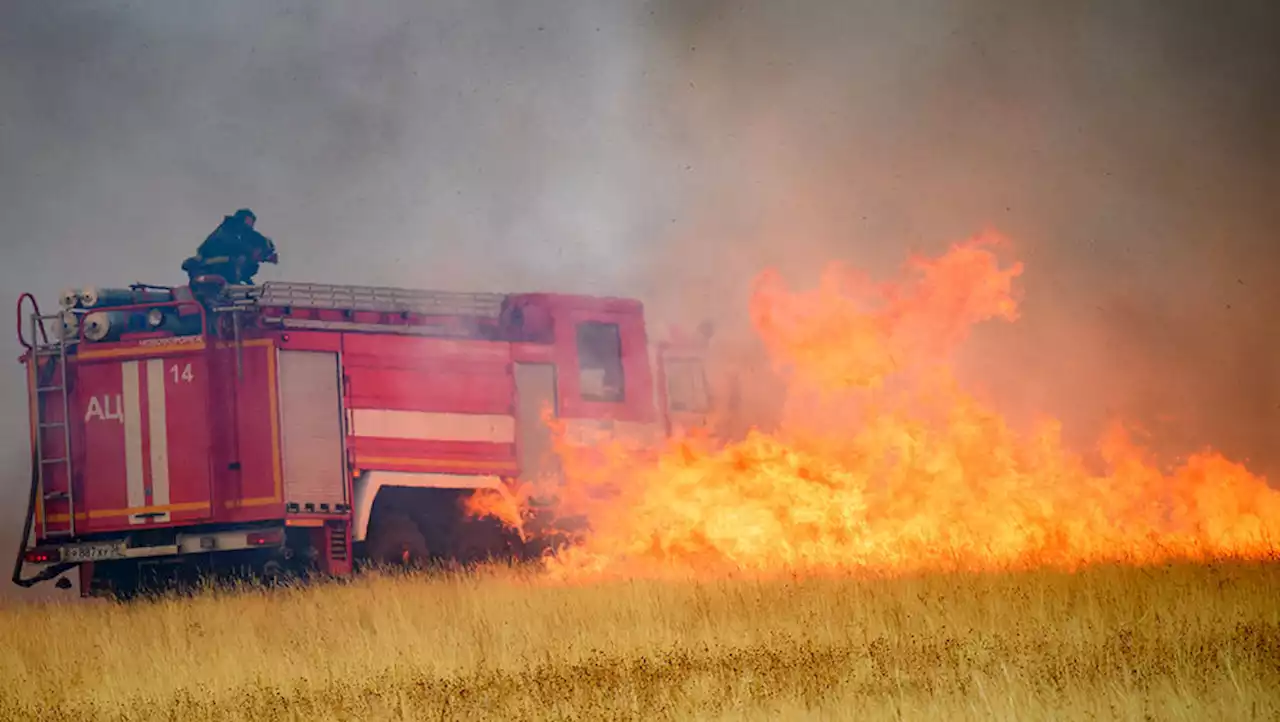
197, 215, 259, 262
193, 213, 277, 283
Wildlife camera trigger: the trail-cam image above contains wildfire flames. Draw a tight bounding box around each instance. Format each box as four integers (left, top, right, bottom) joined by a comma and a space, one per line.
467, 233, 1280, 579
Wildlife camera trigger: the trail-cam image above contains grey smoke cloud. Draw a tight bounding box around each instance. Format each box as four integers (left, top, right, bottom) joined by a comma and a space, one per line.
2, 0, 1277, 597
1, 1, 686, 293
634, 0, 1280, 472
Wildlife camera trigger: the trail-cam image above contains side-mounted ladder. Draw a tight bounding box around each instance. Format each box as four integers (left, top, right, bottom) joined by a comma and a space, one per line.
30, 310, 77, 539
13, 294, 79, 587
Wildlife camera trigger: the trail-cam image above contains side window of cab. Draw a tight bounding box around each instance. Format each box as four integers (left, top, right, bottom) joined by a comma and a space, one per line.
664, 357, 709, 413
576, 321, 625, 403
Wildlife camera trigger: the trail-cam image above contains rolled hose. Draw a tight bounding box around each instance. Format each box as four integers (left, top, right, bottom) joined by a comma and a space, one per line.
78, 287, 171, 309
58, 311, 79, 341
82, 311, 129, 342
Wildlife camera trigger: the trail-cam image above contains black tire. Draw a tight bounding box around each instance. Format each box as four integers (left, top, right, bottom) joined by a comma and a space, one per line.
453, 516, 516, 565
365, 511, 431, 567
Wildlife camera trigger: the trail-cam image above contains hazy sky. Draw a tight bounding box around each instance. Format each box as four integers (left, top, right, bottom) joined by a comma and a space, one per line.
2, 0, 1277, 598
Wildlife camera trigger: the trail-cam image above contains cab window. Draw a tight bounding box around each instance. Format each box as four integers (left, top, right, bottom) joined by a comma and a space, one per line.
665, 357, 709, 413
576, 321, 625, 402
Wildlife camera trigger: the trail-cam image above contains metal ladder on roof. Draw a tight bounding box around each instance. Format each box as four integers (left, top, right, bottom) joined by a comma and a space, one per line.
220, 281, 508, 317
29, 311, 76, 539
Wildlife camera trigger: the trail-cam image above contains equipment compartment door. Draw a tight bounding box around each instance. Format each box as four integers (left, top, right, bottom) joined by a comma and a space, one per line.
150, 355, 214, 524
278, 350, 347, 508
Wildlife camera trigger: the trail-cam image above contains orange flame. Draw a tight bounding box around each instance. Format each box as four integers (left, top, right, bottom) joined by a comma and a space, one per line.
462, 486, 528, 543
472, 233, 1280, 579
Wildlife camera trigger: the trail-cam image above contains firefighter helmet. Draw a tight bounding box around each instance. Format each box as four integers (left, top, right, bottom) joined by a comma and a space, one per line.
231, 208, 257, 227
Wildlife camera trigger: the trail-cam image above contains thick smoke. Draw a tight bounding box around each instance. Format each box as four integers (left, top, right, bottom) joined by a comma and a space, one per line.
2, 1, 1277, 596
634, 0, 1280, 476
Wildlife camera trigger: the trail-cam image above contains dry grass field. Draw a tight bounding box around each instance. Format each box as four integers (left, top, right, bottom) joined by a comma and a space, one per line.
2, 560, 1278, 721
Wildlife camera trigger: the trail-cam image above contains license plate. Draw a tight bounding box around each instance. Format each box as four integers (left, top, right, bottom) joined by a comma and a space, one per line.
61, 541, 126, 562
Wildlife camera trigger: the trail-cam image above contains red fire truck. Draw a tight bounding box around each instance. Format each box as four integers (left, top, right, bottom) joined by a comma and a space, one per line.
13, 278, 711, 597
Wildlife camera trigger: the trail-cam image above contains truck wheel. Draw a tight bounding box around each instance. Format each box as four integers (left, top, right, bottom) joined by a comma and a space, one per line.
365, 512, 430, 567
260, 559, 289, 587
453, 517, 513, 565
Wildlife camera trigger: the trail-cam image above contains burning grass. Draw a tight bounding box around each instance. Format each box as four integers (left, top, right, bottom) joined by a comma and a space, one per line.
2, 561, 1279, 721
467, 233, 1280, 579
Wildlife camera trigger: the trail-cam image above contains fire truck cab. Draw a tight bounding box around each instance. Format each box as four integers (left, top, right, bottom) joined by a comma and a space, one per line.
13, 279, 711, 596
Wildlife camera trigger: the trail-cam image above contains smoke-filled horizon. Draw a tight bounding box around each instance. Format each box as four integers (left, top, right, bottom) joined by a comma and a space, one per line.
637, 0, 1280, 474
2, 1, 1278, 597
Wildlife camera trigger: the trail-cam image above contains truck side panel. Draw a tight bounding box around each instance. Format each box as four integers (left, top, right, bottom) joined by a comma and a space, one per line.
342, 334, 517, 476
154, 354, 214, 525
348, 438, 518, 475
40, 352, 213, 536
220, 341, 285, 520
345, 366, 511, 413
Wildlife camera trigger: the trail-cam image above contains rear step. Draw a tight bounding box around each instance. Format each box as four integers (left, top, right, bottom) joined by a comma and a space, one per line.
329, 525, 349, 562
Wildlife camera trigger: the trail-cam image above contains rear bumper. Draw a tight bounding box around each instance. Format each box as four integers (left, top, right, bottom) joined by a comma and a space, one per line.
23, 526, 284, 566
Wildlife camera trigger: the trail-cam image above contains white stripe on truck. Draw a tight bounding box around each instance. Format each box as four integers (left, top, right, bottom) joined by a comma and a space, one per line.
350, 409, 516, 443
121, 361, 146, 525
145, 359, 172, 524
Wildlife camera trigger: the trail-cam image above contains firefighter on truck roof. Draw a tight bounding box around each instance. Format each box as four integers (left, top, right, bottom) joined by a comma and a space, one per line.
182, 208, 279, 285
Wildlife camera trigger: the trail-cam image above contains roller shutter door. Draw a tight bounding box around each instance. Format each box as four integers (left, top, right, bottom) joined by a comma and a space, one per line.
278, 350, 347, 507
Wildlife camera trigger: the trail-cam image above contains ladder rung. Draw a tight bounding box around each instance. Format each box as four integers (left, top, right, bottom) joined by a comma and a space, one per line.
43, 492, 68, 501
40, 457, 68, 464
37, 386, 64, 392
38, 422, 67, 429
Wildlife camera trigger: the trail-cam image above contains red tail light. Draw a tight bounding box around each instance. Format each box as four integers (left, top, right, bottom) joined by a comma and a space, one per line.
24, 548, 59, 564
246, 528, 284, 547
